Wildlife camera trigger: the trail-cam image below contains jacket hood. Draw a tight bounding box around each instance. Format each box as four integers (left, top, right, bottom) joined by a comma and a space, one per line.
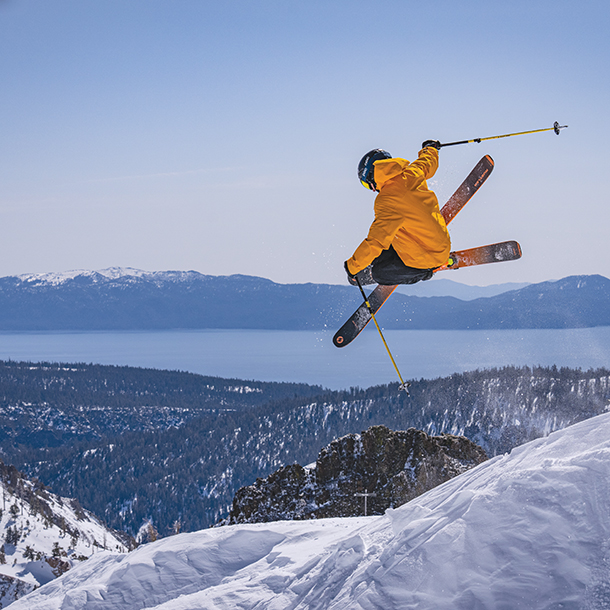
373, 158, 410, 190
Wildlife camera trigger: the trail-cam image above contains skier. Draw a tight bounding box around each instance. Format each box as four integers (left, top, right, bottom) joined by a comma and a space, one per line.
344, 141, 451, 286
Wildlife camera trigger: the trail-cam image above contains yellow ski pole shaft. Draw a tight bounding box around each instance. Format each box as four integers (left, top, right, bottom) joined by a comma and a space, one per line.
355, 278, 410, 393
439, 121, 568, 148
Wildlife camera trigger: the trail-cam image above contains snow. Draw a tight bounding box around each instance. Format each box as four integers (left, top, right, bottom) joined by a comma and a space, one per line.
11, 412, 610, 609
0, 473, 129, 607
15, 268, 205, 286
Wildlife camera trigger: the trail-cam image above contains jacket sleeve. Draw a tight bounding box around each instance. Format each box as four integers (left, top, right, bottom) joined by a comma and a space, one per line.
400, 147, 439, 186
346, 199, 406, 274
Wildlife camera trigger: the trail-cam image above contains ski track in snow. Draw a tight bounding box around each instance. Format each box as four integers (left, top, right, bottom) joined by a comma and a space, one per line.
11, 413, 610, 610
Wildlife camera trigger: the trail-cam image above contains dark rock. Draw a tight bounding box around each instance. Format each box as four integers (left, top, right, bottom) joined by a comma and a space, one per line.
221, 425, 487, 524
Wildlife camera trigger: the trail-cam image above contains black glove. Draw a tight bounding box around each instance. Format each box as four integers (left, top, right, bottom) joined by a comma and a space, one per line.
422, 140, 441, 150
344, 261, 357, 286
345, 261, 375, 286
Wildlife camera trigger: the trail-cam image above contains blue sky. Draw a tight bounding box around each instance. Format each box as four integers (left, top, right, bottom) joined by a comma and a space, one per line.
1, 0, 608, 285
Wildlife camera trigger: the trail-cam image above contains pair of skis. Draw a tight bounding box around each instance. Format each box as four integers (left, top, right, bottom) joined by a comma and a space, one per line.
333, 156, 522, 348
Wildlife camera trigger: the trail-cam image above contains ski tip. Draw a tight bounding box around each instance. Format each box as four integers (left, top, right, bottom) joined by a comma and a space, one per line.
496, 240, 523, 261
484, 154, 495, 166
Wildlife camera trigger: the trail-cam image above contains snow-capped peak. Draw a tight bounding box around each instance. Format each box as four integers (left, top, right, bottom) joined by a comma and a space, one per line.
15, 268, 205, 286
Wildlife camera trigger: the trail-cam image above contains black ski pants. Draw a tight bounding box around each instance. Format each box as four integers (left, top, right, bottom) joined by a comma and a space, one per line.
371, 246, 435, 286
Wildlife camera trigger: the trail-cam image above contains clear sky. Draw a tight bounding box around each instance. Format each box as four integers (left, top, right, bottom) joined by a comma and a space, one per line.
1, 0, 608, 286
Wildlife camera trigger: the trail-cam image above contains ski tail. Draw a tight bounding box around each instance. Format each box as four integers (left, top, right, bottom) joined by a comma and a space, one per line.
333, 284, 396, 347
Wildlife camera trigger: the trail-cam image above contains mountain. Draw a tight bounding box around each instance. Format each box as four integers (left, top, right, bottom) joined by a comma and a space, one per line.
378, 273, 610, 329
221, 424, 488, 524
0, 459, 131, 607
11, 413, 610, 610
472, 274, 610, 328
0, 267, 360, 331
395, 277, 530, 300
11, 361, 609, 536
1, 267, 609, 330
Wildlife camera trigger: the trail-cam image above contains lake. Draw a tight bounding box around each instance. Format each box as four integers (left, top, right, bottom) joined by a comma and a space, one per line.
1, 328, 609, 390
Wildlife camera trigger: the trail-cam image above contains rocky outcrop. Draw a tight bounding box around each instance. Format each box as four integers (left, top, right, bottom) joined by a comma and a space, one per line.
0, 574, 36, 608
222, 425, 488, 524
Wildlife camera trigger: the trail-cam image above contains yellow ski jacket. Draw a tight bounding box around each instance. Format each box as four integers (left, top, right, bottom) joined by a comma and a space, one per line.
346, 147, 451, 274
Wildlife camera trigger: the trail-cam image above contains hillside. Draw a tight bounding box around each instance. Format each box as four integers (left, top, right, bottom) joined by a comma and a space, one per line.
1, 268, 609, 330
12, 413, 610, 610
0, 459, 130, 607
0, 360, 322, 454
10, 361, 609, 536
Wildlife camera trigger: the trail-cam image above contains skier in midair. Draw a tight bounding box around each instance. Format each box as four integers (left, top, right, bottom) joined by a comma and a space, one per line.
344, 141, 451, 286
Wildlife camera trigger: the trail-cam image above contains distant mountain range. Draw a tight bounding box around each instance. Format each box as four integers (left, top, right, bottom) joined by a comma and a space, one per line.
1, 267, 609, 330
395, 278, 531, 300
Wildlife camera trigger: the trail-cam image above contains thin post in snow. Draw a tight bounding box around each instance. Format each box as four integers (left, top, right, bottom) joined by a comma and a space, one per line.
354, 490, 377, 516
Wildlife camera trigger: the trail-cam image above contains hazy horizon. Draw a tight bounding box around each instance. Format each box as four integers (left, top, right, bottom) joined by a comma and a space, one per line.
1, 1, 608, 287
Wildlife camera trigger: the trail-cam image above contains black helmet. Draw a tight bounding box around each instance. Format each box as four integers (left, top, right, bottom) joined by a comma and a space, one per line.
358, 149, 392, 191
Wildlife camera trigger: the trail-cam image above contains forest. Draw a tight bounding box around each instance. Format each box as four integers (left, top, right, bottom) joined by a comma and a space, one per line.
1, 360, 607, 536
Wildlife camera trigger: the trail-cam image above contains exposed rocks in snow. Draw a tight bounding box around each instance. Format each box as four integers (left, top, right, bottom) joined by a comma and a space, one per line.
0, 459, 133, 607
221, 425, 487, 524
12, 412, 610, 610
0, 574, 34, 607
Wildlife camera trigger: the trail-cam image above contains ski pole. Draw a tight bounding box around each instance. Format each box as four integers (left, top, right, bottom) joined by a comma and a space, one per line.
439, 121, 568, 148
355, 277, 410, 394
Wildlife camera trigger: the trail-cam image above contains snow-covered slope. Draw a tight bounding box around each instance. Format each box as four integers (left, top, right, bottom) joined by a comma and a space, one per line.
0, 462, 131, 607
12, 412, 610, 609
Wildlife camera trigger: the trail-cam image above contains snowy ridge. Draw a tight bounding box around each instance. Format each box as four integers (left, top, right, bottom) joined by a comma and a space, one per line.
12, 413, 610, 609
0, 463, 130, 607
2, 272, 610, 331
15, 267, 207, 286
